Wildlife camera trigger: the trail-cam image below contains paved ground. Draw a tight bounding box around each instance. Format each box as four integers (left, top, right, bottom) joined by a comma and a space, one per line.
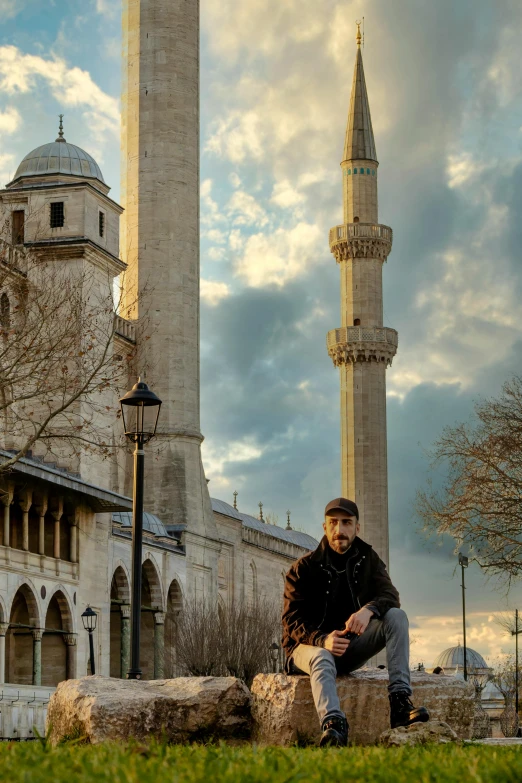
469, 738, 522, 745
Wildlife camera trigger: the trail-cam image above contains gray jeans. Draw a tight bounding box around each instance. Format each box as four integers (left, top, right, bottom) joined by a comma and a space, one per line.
291, 607, 411, 724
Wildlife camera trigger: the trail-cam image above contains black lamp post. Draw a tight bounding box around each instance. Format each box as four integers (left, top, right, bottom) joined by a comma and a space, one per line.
458, 553, 469, 681
120, 378, 161, 680
512, 609, 521, 718
81, 606, 97, 675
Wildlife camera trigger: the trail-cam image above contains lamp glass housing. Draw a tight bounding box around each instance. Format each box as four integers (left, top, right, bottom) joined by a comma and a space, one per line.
82, 606, 97, 632
120, 380, 162, 444
458, 553, 469, 568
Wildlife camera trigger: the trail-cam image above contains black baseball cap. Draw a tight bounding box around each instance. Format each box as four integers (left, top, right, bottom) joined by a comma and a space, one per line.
324, 497, 359, 520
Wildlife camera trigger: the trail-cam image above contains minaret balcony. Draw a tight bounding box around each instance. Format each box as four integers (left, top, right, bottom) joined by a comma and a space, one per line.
327, 326, 398, 367
329, 223, 393, 262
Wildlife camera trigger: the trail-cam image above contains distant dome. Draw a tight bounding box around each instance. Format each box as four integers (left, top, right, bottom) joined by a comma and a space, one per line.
12, 140, 105, 186
434, 645, 488, 671
112, 511, 169, 538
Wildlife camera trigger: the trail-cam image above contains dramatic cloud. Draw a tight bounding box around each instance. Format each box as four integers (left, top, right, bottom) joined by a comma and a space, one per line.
0, 46, 119, 135
0, 105, 20, 133
200, 279, 231, 307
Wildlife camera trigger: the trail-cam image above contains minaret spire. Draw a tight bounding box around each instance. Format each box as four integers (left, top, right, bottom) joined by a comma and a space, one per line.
326, 29, 398, 567
343, 28, 377, 164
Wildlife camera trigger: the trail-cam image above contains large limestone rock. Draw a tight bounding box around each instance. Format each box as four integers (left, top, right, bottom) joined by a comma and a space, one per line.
251, 670, 474, 746
47, 675, 251, 745
380, 721, 458, 747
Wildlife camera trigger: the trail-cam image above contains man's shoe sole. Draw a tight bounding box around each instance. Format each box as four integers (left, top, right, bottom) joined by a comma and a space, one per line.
319, 732, 348, 748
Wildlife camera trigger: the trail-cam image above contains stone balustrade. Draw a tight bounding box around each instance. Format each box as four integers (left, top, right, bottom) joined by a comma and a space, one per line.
329, 222, 393, 262
327, 326, 399, 367
0, 684, 54, 740
114, 315, 136, 343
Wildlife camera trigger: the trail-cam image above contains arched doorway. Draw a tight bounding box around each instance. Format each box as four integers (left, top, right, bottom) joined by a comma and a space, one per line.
42, 590, 73, 686
165, 579, 182, 678
110, 566, 130, 678
141, 559, 162, 679
6, 585, 40, 685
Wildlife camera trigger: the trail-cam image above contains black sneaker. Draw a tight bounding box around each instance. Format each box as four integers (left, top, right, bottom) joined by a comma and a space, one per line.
389, 691, 430, 729
319, 715, 348, 747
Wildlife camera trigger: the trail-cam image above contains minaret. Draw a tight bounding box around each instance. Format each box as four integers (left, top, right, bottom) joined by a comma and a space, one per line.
121, 0, 219, 594
327, 24, 398, 565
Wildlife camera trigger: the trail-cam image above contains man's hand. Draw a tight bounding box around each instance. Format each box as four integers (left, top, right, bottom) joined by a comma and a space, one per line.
323, 629, 351, 657
343, 607, 374, 636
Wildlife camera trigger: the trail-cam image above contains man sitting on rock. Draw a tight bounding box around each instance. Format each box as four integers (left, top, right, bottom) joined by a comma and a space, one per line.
282, 497, 429, 747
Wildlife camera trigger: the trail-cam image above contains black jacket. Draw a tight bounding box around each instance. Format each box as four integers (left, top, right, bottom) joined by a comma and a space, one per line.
281, 535, 400, 668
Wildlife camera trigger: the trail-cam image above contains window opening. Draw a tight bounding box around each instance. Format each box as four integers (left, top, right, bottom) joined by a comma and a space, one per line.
99, 211, 105, 238
12, 210, 24, 244
353, 168, 357, 174
50, 202, 64, 228
354, 318, 361, 326
367, 168, 370, 175
0, 293, 10, 329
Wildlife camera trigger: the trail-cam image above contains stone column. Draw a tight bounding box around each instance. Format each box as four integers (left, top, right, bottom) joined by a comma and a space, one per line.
0, 481, 13, 548
32, 629, 42, 686
120, 604, 131, 678
0, 622, 8, 685
50, 498, 63, 561
153, 612, 165, 680
34, 493, 48, 556
64, 634, 77, 680
19, 488, 32, 552
69, 510, 78, 564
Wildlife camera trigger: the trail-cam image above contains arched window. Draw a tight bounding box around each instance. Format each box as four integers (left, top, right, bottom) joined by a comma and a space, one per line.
0, 293, 10, 329
353, 216, 360, 223
354, 318, 361, 326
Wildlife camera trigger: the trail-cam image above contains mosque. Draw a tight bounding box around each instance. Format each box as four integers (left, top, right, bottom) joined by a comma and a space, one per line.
0, 6, 397, 737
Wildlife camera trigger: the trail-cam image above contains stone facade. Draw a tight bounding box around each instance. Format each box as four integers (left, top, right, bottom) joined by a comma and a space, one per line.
327, 32, 397, 565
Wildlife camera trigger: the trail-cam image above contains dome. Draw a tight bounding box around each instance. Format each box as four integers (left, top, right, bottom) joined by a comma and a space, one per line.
112, 511, 169, 538
12, 139, 105, 186
433, 645, 488, 671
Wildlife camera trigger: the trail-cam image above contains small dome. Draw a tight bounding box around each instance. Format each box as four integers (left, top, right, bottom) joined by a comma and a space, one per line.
12, 140, 105, 185
112, 511, 169, 538
433, 645, 488, 671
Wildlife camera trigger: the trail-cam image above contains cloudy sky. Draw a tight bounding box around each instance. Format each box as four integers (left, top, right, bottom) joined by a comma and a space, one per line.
2, 0, 522, 667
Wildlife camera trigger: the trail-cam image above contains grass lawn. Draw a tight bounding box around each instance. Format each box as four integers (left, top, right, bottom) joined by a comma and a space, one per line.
0, 742, 520, 783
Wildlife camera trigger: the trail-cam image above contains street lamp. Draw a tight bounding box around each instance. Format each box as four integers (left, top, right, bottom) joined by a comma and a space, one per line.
512, 610, 521, 719
81, 606, 97, 675
120, 378, 162, 680
269, 642, 280, 673
458, 553, 469, 681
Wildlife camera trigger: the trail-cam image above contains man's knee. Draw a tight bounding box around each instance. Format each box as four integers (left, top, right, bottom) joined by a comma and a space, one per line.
309, 646, 336, 671
384, 607, 408, 628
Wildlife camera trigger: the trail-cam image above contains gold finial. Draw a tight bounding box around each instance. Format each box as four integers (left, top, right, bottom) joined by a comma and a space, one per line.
356, 20, 362, 47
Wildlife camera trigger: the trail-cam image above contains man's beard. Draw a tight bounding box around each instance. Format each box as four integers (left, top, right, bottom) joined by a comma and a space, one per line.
330, 536, 351, 552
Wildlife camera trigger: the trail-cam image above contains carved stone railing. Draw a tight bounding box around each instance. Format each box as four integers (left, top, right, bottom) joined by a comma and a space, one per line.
0, 237, 27, 272
329, 223, 393, 262
114, 315, 136, 343
327, 326, 398, 367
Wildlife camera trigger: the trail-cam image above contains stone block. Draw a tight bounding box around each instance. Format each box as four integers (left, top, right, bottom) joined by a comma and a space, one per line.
251, 670, 474, 746
379, 720, 458, 747
46, 675, 251, 745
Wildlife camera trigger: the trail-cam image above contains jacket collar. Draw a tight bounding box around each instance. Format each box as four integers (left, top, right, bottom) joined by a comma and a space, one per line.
310, 535, 372, 563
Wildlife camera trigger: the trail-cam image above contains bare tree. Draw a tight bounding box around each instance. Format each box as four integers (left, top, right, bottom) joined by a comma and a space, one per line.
491, 655, 517, 704
173, 597, 281, 686
415, 376, 522, 582
0, 229, 142, 478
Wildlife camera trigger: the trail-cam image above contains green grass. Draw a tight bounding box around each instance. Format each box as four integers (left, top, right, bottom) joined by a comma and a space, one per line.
0, 742, 520, 782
